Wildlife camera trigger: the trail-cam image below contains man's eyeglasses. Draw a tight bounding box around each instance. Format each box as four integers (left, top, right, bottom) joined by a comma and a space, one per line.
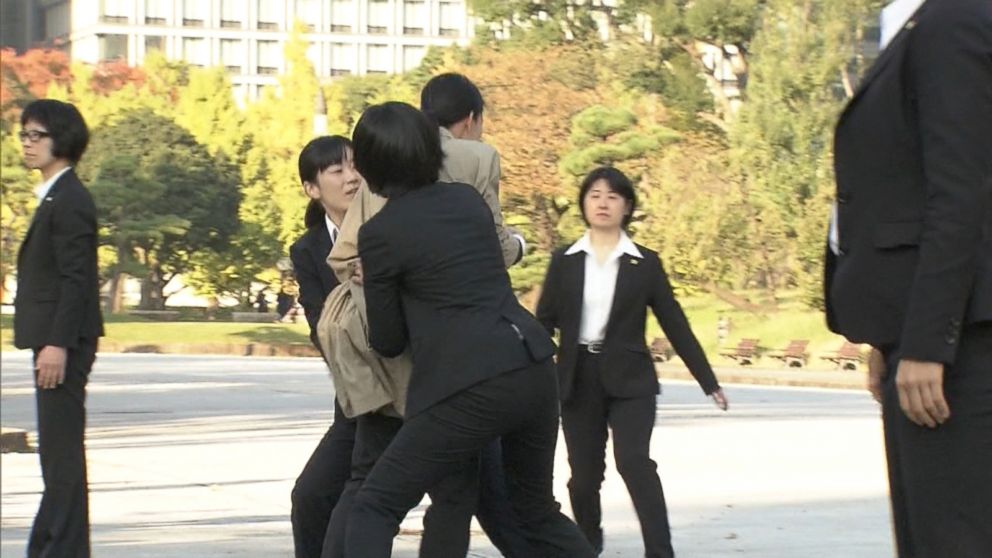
18, 130, 51, 143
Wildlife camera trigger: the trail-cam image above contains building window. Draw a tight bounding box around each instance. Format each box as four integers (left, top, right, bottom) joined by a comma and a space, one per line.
183, 0, 206, 27
366, 44, 390, 74
145, 35, 165, 53
43, 2, 70, 40
101, 0, 129, 24
295, 0, 319, 32
403, 0, 426, 35
221, 39, 243, 73
439, 1, 462, 37
257, 40, 281, 74
221, 0, 242, 28
183, 37, 208, 67
330, 0, 354, 33
258, 0, 281, 30
99, 34, 128, 61
145, 0, 168, 25
330, 42, 355, 75
367, 0, 389, 35
402, 45, 425, 72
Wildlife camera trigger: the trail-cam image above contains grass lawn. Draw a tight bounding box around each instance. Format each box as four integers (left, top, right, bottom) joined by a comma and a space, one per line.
2, 290, 849, 367
0, 313, 312, 350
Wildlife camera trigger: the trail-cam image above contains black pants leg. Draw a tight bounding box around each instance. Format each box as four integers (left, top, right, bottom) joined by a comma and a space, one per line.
560, 355, 609, 553
322, 412, 402, 558
883, 323, 992, 558
608, 396, 673, 558
474, 439, 536, 558
28, 339, 96, 558
562, 352, 674, 558
292, 400, 356, 558
344, 361, 595, 558
420, 458, 478, 557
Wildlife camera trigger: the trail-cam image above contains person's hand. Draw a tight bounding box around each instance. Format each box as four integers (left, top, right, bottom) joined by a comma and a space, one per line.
350, 260, 364, 286
867, 348, 886, 404
35, 346, 67, 389
710, 388, 728, 411
895, 359, 950, 428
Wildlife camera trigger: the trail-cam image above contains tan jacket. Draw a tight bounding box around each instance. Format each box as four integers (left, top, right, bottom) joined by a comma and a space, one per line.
329, 128, 521, 278
320, 129, 521, 416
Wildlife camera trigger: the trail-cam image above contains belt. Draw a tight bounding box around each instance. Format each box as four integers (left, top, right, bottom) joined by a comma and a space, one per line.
578, 342, 604, 354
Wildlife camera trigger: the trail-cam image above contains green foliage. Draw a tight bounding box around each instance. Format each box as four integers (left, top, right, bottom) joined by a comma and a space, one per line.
729, 0, 880, 294
684, 0, 763, 47
469, 0, 602, 46
176, 66, 244, 157
84, 109, 240, 308
561, 104, 680, 177
570, 105, 637, 141
0, 129, 36, 298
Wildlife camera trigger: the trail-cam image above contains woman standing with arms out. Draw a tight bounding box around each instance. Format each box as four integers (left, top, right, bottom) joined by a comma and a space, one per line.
536, 166, 729, 558
288, 136, 360, 558
343, 101, 595, 558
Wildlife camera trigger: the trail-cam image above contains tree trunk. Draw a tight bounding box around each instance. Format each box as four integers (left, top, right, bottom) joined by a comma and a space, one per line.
139, 265, 166, 310
107, 271, 126, 313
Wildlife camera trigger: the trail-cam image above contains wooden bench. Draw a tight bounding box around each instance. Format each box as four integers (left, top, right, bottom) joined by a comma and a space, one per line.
231, 311, 280, 323
126, 310, 181, 321
769, 339, 810, 368
649, 337, 674, 363
719, 338, 760, 366
819, 341, 865, 370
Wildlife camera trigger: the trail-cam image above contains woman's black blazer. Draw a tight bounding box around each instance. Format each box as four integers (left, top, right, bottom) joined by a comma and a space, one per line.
536, 243, 719, 401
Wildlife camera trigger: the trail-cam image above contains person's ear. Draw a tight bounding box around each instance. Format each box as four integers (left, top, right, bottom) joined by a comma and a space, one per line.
303, 181, 321, 200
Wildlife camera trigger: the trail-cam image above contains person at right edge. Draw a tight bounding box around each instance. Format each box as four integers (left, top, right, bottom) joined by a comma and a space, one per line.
825, 1, 991, 556
536, 166, 728, 558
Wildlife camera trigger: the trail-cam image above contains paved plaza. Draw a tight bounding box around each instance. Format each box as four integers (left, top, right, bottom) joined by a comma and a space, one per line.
1, 351, 893, 557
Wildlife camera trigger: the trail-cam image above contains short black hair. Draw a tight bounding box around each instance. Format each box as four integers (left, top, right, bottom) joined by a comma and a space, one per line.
420, 73, 484, 129
578, 166, 637, 228
20, 99, 89, 164
298, 135, 352, 185
353, 102, 442, 198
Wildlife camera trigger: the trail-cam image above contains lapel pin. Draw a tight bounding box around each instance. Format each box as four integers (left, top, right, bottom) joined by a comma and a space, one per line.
904, 20, 916, 31
45, 197, 53, 201
630, 258, 639, 265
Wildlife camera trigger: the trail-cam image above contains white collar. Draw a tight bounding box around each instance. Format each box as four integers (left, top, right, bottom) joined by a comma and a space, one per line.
325, 214, 340, 243
565, 230, 643, 259
34, 166, 72, 202
880, 0, 925, 49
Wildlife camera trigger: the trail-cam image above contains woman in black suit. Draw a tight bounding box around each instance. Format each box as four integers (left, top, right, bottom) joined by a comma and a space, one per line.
288, 135, 361, 558
344, 101, 595, 558
536, 166, 729, 558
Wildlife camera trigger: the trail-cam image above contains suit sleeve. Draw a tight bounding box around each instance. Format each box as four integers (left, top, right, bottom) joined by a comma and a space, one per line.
358, 220, 408, 358
535, 251, 562, 336
289, 240, 324, 349
477, 151, 522, 268
899, 4, 992, 363
48, 190, 98, 348
648, 254, 720, 394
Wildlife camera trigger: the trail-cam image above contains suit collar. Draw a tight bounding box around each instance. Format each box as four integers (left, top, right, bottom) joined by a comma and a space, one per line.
565, 231, 643, 260
841, 0, 930, 120
34, 166, 73, 203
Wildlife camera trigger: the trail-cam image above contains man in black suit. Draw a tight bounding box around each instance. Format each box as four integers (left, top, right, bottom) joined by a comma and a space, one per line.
14, 100, 103, 558
826, 1, 991, 555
